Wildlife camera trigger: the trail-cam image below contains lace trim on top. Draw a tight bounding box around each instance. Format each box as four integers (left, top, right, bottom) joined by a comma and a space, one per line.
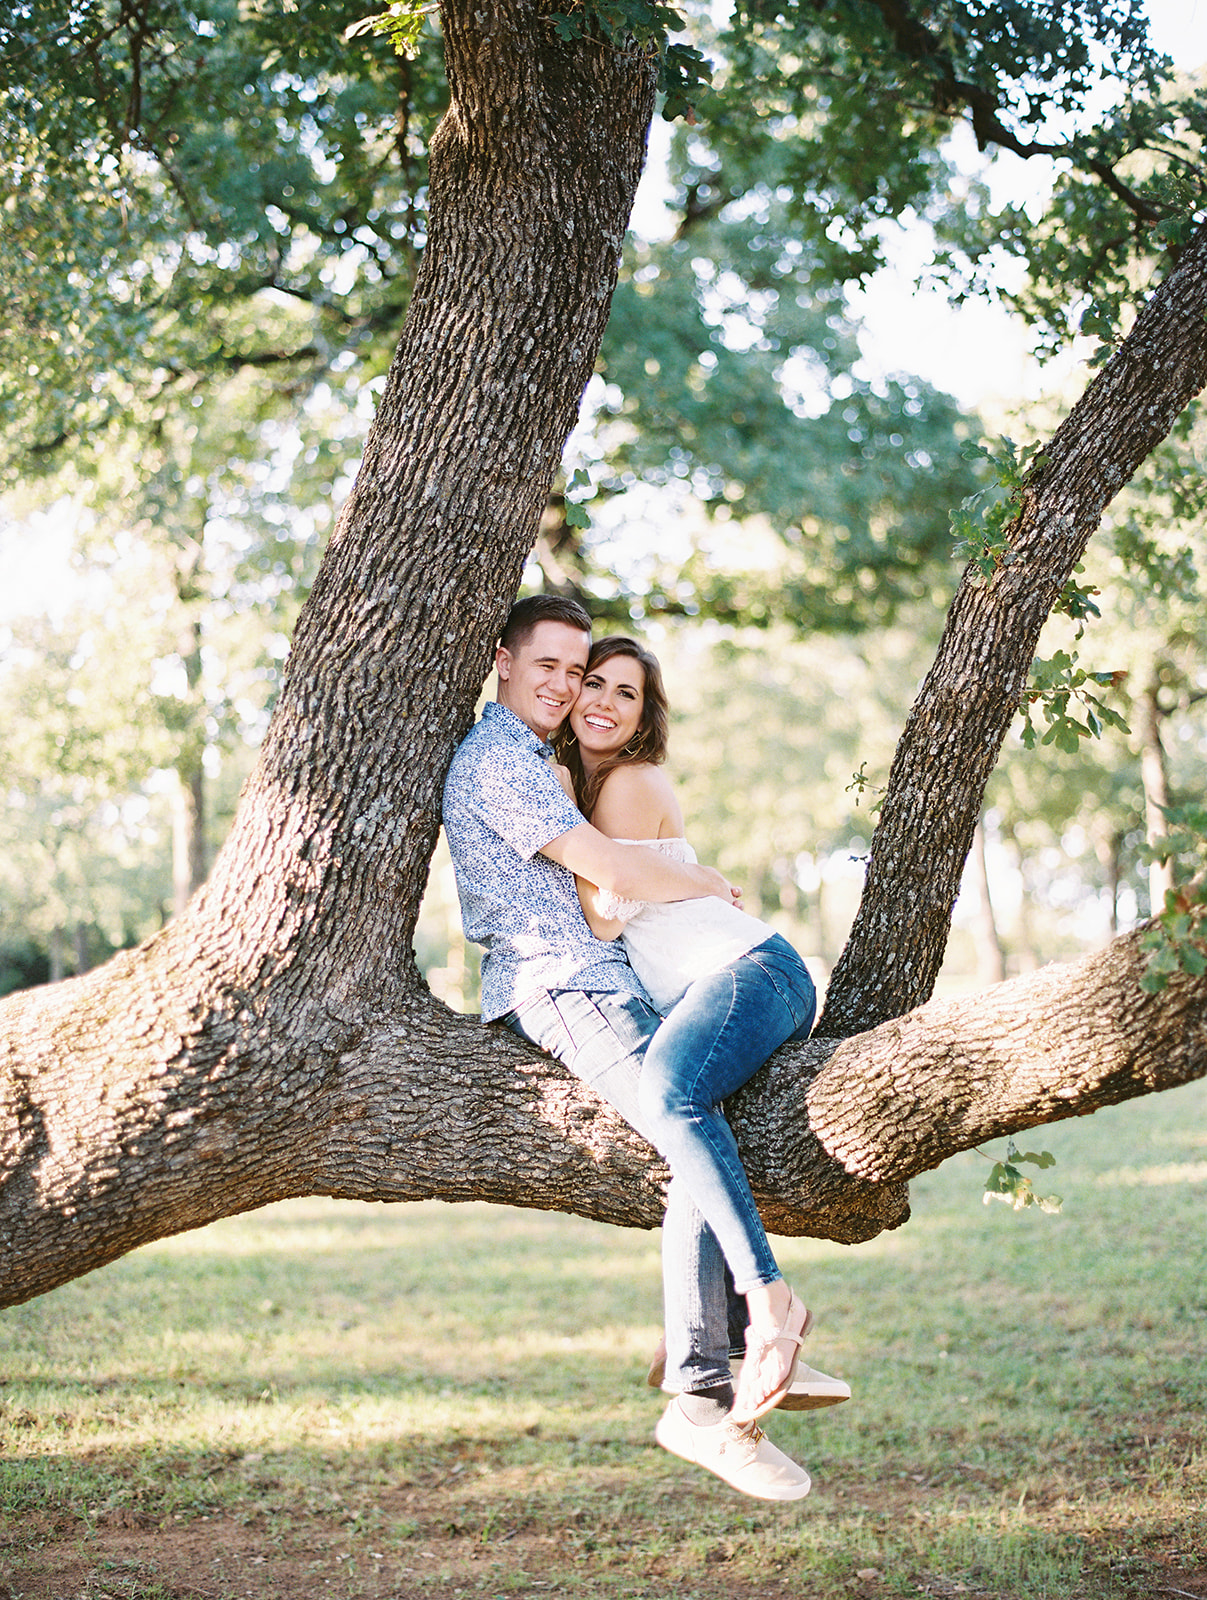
593, 838, 691, 923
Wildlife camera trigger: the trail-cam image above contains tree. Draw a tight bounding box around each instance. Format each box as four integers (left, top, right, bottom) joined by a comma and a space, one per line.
0, 0, 444, 489
2, 0, 990, 644
0, 599, 177, 979
0, 426, 326, 977
1, 0, 1206, 1310
1, 0, 989, 935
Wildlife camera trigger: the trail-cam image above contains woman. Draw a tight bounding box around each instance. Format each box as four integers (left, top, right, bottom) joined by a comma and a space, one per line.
554, 635, 827, 1425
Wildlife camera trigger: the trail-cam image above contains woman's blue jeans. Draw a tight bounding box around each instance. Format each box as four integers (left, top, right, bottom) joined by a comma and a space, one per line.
639, 933, 816, 1293
504, 933, 815, 1393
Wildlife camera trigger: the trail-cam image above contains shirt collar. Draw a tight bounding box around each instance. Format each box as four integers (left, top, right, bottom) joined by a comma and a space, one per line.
483, 699, 557, 760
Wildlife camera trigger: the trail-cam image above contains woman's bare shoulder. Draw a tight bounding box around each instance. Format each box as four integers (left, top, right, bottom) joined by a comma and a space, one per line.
592, 763, 682, 838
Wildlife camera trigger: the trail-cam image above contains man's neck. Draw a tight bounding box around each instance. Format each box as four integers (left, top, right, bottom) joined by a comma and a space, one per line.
496, 693, 555, 742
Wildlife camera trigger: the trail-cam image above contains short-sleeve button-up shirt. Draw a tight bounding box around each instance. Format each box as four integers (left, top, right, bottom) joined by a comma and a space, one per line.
441, 701, 648, 1021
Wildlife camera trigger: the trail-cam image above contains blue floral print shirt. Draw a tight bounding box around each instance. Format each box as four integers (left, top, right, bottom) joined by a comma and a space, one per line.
442, 701, 647, 1021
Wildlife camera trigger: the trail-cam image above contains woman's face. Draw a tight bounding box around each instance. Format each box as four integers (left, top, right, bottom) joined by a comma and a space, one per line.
570, 653, 646, 760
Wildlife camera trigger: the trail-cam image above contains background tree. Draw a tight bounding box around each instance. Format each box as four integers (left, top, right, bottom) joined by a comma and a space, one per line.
0, 593, 181, 975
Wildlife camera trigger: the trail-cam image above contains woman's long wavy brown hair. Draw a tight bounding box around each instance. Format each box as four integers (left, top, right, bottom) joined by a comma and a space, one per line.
554, 636, 670, 817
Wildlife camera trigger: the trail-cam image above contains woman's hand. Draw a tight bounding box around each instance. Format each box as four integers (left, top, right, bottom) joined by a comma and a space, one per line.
547, 760, 577, 804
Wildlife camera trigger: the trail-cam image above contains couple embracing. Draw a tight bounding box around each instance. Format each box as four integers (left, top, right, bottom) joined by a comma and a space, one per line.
442, 595, 848, 1502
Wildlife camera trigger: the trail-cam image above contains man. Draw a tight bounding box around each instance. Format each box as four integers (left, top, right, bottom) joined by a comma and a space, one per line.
442, 594, 820, 1500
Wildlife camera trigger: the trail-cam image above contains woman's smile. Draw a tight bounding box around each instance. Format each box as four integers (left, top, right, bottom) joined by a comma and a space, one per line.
570, 656, 646, 761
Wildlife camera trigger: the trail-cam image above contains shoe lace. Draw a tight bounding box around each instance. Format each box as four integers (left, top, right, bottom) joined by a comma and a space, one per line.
719, 1418, 765, 1461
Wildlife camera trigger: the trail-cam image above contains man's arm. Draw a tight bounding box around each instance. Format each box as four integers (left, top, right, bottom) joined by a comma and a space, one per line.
541, 823, 739, 907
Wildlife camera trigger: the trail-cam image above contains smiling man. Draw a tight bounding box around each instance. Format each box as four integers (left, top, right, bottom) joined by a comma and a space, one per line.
440, 595, 817, 1501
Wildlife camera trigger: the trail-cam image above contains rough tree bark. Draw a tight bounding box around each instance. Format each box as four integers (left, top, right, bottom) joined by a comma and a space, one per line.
0, 0, 661, 1304
1, 3, 1205, 1310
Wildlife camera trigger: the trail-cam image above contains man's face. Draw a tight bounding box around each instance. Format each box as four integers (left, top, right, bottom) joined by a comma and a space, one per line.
496, 620, 591, 740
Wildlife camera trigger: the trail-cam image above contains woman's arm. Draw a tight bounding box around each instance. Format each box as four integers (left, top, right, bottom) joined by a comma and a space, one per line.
543, 760, 624, 935
547, 760, 578, 803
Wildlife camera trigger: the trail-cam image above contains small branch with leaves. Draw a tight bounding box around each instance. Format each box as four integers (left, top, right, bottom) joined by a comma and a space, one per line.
344, 0, 712, 120
980, 1140, 1062, 1214
949, 436, 1045, 582
1140, 809, 1207, 993
1018, 650, 1129, 754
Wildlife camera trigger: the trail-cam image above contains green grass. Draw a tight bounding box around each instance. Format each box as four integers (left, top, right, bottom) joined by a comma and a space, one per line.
2, 1079, 1206, 1598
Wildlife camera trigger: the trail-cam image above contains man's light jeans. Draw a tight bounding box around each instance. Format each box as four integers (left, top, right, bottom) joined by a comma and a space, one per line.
504, 934, 816, 1394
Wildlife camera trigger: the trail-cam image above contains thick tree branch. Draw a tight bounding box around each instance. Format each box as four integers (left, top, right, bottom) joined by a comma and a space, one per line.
0, 0, 660, 1304
805, 927, 1207, 1184
818, 219, 1207, 1038
3, 914, 1202, 1307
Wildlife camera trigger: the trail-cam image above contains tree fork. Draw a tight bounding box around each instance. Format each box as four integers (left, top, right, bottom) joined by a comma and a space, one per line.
2, 9, 1206, 1315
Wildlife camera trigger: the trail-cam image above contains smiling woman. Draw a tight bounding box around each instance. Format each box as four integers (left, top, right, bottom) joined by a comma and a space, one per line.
561, 636, 670, 818
544, 634, 850, 1453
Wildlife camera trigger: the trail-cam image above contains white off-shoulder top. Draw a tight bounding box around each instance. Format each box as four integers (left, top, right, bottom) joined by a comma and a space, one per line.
595, 837, 778, 1013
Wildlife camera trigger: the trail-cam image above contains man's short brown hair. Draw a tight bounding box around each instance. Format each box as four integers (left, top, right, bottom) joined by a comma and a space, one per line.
499, 594, 592, 653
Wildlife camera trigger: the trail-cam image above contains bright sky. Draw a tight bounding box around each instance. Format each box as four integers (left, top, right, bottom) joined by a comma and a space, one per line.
1149, 0, 1207, 59
844, 0, 1207, 411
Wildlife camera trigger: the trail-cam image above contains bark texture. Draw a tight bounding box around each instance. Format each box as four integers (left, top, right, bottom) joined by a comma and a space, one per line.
817, 221, 1207, 1038
3, 912, 1204, 1306
804, 929, 1207, 1183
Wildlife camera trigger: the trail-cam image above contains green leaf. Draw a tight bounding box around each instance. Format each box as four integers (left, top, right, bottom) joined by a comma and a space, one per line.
1179, 944, 1207, 978
1015, 1149, 1056, 1169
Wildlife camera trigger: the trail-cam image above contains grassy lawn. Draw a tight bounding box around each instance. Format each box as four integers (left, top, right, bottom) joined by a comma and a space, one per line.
1, 1077, 1205, 1599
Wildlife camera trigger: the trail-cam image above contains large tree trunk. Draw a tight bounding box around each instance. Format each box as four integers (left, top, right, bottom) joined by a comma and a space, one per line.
1, 7, 1206, 1311
817, 221, 1207, 1037
0, 0, 660, 1305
